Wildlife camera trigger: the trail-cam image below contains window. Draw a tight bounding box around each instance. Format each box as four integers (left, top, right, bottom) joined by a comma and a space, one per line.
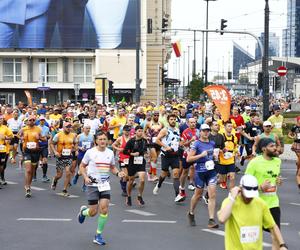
73, 59, 92, 83
3, 58, 22, 82
39, 58, 57, 83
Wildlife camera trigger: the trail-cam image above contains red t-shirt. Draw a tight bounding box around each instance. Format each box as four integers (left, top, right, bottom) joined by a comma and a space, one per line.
181, 128, 199, 158
230, 114, 244, 140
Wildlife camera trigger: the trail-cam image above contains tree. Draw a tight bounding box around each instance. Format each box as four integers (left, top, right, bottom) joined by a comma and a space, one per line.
187, 74, 204, 101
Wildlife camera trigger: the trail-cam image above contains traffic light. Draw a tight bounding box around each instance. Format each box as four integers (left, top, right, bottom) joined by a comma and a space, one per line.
257, 72, 263, 89
108, 80, 114, 97
161, 68, 168, 84
227, 71, 232, 80
220, 19, 228, 35
274, 76, 281, 91
162, 17, 168, 33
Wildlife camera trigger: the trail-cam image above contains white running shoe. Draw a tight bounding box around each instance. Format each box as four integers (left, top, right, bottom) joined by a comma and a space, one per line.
153, 183, 159, 195
188, 183, 195, 191
174, 193, 186, 203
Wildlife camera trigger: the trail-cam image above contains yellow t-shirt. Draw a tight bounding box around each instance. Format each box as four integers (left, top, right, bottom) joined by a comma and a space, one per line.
110, 116, 127, 139
267, 115, 284, 137
53, 131, 76, 155
49, 114, 62, 121
222, 195, 275, 250
0, 125, 13, 153
219, 133, 238, 165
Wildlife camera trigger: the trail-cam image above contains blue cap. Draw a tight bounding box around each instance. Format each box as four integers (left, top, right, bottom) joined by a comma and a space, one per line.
186, 113, 193, 119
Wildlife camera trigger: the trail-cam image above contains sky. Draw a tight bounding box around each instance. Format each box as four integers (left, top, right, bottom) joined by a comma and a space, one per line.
169, 0, 287, 83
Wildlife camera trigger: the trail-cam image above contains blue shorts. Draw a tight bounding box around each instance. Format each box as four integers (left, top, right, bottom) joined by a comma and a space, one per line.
216, 164, 235, 175
194, 170, 217, 189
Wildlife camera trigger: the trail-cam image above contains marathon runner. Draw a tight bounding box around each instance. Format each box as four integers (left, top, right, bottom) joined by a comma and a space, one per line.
289, 116, 300, 191
7, 109, 22, 164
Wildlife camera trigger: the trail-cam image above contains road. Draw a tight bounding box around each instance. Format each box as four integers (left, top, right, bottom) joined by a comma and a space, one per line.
0, 158, 299, 250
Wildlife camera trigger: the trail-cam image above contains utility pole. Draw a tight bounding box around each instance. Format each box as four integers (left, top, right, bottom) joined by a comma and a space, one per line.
135, 0, 141, 103
187, 45, 191, 87
193, 30, 196, 77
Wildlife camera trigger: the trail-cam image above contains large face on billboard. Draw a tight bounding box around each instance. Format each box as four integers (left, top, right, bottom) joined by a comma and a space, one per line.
0, 0, 138, 49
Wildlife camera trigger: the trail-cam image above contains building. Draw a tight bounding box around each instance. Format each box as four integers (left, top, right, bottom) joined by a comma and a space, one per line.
232, 42, 255, 80
255, 32, 280, 59
282, 0, 300, 57
0, 0, 172, 106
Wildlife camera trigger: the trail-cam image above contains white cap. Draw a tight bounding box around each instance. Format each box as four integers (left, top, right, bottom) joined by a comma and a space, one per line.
263, 121, 272, 127
240, 175, 259, 198
200, 124, 211, 131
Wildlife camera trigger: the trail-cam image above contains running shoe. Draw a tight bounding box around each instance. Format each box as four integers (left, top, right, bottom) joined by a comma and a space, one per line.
208, 219, 219, 229
62, 189, 70, 197
153, 183, 159, 195
174, 193, 186, 203
25, 188, 31, 198
202, 195, 209, 205
219, 182, 227, 189
81, 184, 87, 192
51, 178, 57, 190
72, 174, 79, 185
188, 183, 195, 191
147, 172, 153, 182
137, 196, 145, 206
187, 212, 196, 226
126, 196, 132, 206
42, 176, 50, 183
235, 166, 241, 173
77, 205, 88, 224
1, 178, 7, 185
93, 234, 106, 245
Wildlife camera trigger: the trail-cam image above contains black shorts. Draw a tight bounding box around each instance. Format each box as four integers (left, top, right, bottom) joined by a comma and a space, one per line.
72, 152, 77, 161
0, 153, 7, 166
23, 150, 40, 164
215, 164, 235, 175
149, 143, 161, 151
10, 135, 19, 145
245, 143, 253, 156
264, 207, 281, 232
161, 155, 179, 172
86, 186, 111, 205
127, 164, 146, 177
39, 147, 48, 158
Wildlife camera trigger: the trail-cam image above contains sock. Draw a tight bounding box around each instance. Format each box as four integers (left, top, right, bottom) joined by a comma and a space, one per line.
97, 214, 108, 234
173, 178, 180, 196
82, 208, 90, 217
120, 180, 127, 192
151, 162, 157, 175
157, 176, 165, 188
179, 185, 186, 195
42, 163, 48, 177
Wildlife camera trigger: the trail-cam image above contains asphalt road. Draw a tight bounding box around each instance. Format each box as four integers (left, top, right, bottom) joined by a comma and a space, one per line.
0, 158, 299, 250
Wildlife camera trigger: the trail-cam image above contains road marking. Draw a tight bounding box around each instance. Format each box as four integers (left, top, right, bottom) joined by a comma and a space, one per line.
122, 220, 176, 224
56, 193, 79, 198
290, 202, 300, 206
202, 229, 272, 247
280, 222, 290, 226
125, 209, 156, 216
31, 186, 46, 191
6, 181, 18, 185
17, 218, 72, 222
109, 203, 115, 206
164, 181, 173, 185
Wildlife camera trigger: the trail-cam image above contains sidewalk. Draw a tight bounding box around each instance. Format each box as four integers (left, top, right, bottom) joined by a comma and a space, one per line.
281, 144, 297, 161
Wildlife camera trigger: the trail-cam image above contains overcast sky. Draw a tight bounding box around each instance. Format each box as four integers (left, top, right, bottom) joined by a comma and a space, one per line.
169, 0, 287, 82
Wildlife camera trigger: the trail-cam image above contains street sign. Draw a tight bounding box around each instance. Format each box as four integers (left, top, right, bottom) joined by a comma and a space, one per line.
37, 87, 50, 91
277, 66, 287, 77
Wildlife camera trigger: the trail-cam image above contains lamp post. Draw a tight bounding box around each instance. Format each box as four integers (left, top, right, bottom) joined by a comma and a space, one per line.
204, 0, 217, 87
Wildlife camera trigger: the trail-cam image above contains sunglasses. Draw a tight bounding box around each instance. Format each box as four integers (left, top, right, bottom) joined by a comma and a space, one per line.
242, 185, 258, 191
264, 125, 271, 128
28, 119, 35, 122
153, 114, 159, 116
65, 125, 72, 128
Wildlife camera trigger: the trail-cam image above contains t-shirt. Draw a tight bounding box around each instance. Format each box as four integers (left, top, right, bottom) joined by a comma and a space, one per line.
219, 133, 238, 165
0, 125, 13, 153
49, 113, 62, 121
244, 122, 263, 145
82, 147, 115, 185
245, 155, 281, 209
190, 140, 215, 172
110, 116, 127, 140
291, 125, 300, 143
267, 115, 284, 137
7, 118, 22, 133
221, 195, 275, 250
181, 128, 200, 157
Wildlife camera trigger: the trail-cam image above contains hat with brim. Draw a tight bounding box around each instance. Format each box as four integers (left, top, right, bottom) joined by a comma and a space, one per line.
240, 175, 259, 198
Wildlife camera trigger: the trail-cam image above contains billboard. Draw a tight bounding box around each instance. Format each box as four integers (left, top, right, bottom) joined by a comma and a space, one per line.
0, 0, 139, 49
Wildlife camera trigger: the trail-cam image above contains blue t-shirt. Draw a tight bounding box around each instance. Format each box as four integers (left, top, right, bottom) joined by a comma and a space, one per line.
191, 140, 215, 172
39, 125, 50, 147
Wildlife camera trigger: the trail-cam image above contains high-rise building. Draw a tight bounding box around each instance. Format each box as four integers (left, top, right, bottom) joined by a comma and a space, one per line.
255, 32, 280, 59
233, 42, 255, 80
282, 0, 300, 57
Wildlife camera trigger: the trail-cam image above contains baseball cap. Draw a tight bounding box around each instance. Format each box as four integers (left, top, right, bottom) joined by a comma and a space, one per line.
186, 113, 193, 119
123, 125, 131, 131
28, 115, 36, 121
200, 124, 211, 131
63, 121, 72, 127
39, 115, 46, 120
273, 104, 281, 111
263, 121, 272, 127
240, 175, 259, 198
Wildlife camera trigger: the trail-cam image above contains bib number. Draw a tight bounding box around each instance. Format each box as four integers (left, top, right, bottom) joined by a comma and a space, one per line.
224, 152, 233, 159
274, 122, 281, 129
26, 142, 37, 149
123, 158, 129, 165
133, 156, 143, 165
240, 226, 259, 244
171, 141, 179, 151
97, 181, 111, 192
0, 145, 6, 151
205, 160, 215, 170
152, 137, 157, 143
62, 149, 71, 156
82, 141, 91, 149
297, 133, 300, 140
262, 185, 277, 196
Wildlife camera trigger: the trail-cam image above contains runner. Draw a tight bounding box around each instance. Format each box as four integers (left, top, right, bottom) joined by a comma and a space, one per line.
187, 124, 219, 228
123, 125, 148, 206
77, 132, 126, 245
83, 109, 102, 136
50, 121, 77, 196
108, 108, 127, 142
7, 109, 22, 164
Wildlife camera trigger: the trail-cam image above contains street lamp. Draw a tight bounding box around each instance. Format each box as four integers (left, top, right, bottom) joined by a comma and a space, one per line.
204, 0, 217, 87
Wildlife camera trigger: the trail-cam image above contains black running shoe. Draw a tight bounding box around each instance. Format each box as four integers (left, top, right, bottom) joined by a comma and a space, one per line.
126, 196, 132, 206
25, 188, 31, 198
137, 196, 145, 206
188, 212, 196, 226
240, 156, 245, 166
208, 218, 219, 229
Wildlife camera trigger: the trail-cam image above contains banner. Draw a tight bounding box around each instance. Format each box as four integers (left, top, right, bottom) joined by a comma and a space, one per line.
24, 90, 33, 106
172, 41, 181, 57
203, 85, 231, 122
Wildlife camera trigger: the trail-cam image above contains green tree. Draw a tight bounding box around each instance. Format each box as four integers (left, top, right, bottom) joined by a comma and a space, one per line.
187, 74, 204, 101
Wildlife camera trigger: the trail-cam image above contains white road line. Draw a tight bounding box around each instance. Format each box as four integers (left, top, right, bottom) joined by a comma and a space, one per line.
122, 220, 176, 224
109, 203, 115, 206
164, 181, 173, 185
280, 222, 290, 226
290, 202, 300, 206
56, 193, 79, 198
17, 218, 72, 222
202, 229, 272, 248
31, 186, 46, 191
125, 209, 156, 216
6, 181, 18, 185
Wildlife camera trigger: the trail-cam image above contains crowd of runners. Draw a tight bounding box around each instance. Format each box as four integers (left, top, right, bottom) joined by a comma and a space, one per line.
0, 98, 298, 249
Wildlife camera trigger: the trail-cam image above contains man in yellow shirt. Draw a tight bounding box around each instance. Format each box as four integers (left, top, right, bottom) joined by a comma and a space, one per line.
49, 107, 62, 122
108, 108, 127, 141
218, 175, 288, 250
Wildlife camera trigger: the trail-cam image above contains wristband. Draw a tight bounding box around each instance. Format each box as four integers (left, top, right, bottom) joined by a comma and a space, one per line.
228, 193, 235, 202
279, 243, 288, 249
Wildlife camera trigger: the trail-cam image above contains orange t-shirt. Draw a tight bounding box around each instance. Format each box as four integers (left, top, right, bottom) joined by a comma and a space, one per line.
23, 126, 41, 151
54, 131, 76, 155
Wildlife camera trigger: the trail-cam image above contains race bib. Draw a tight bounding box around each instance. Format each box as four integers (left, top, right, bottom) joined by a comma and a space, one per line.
82, 141, 91, 149
262, 185, 277, 196
123, 158, 129, 165
171, 141, 179, 151
0, 145, 6, 151
152, 137, 157, 143
205, 160, 215, 170
133, 156, 143, 165
274, 122, 282, 129
62, 148, 71, 156
26, 142, 37, 149
240, 226, 259, 244
90, 129, 96, 135
224, 152, 233, 159
297, 133, 300, 140
97, 181, 111, 192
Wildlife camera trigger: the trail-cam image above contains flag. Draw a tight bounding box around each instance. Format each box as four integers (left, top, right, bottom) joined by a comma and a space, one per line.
172, 41, 181, 57
24, 90, 32, 106
203, 85, 231, 122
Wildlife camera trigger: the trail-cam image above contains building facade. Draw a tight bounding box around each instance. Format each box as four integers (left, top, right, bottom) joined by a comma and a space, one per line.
255, 32, 280, 59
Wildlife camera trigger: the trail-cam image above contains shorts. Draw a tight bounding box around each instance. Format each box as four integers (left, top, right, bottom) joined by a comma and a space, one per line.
10, 135, 19, 145
263, 207, 281, 232
194, 170, 217, 189
119, 161, 129, 169
127, 164, 146, 177
149, 143, 161, 151
39, 147, 48, 158
0, 153, 7, 166
23, 150, 40, 164
161, 155, 179, 172
182, 157, 193, 169
216, 164, 236, 175
56, 157, 72, 171
72, 151, 77, 161
245, 143, 253, 156
86, 186, 111, 205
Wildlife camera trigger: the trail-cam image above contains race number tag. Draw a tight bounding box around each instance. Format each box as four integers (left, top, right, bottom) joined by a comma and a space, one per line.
297, 133, 300, 140
205, 160, 215, 170
262, 185, 277, 196
82, 141, 91, 149
152, 137, 157, 143
123, 158, 129, 165
171, 141, 179, 151
97, 181, 111, 192
62, 149, 71, 156
274, 122, 282, 129
26, 142, 37, 149
133, 156, 143, 165
240, 226, 259, 244
0, 145, 6, 151
224, 152, 233, 159
90, 129, 96, 135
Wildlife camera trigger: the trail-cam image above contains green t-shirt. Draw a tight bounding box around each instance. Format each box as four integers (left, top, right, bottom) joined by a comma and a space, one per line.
245, 155, 281, 208
222, 195, 275, 250
267, 115, 284, 137
242, 113, 250, 123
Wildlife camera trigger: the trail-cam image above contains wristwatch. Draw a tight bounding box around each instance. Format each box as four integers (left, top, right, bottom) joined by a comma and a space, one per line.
279, 243, 288, 249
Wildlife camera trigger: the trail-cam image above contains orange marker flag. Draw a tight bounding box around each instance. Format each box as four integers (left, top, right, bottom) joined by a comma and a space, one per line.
203, 85, 231, 122
172, 41, 181, 57
24, 90, 33, 106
